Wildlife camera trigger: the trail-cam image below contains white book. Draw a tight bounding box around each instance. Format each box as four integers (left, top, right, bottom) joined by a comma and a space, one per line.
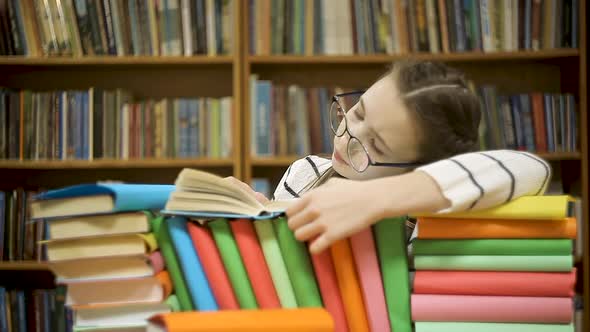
339, 0, 353, 54
206, 0, 216, 55
322, 0, 338, 54
181, 0, 193, 55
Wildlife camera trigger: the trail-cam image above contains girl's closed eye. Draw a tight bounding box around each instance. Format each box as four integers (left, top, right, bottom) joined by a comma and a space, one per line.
370, 138, 384, 155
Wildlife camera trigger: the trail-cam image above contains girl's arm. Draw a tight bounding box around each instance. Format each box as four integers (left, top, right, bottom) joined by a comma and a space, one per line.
287, 150, 551, 253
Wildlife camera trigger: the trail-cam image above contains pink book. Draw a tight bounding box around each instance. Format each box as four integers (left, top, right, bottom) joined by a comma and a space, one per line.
350, 229, 391, 332
310, 249, 350, 332
148, 251, 164, 274
411, 294, 572, 323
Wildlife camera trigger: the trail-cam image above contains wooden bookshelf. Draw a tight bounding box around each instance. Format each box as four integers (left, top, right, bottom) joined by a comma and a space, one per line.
0, 158, 234, 169
0, 55, 234, 66
248, 49, 580, 64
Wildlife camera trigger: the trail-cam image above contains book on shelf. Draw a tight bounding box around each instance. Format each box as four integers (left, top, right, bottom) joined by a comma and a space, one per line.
164, 168, 291, 219
249, 77, 579, 157
0, 89, 233, 161
0, 0, 233, 57
249, 0, 579, 55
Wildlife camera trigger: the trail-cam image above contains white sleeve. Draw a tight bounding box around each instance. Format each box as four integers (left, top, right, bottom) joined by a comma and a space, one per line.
416, 150, 551, 213
272, 155, 332, 201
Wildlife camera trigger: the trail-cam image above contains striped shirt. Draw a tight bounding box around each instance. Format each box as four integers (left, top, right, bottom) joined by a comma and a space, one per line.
273, 150, 551, 243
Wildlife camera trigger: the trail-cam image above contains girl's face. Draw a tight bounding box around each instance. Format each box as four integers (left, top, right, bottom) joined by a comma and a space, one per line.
331, 76, 423, 180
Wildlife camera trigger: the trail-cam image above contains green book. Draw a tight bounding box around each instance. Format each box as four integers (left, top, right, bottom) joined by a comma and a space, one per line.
165, 294, 181, 312
414, 255, 574, 272
375, 217, 412, 332
253, 219, 298, 308
273, 217, 322, 307
412, 239, 573, 256
208, 219, 258, 309
151, 215, 193, 311
415, 322, 573, 332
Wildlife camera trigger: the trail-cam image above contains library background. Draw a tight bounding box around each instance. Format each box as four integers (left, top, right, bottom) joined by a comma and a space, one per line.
0, 0, 587, 332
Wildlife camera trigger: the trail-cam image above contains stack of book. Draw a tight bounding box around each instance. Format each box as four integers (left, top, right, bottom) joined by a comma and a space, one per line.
0, 89, 233, 161
30, 182, 178, 331
249, 0, 579, 55
0, 0, 233, 57
160, 168, 417, 332
411, 195, 579, 332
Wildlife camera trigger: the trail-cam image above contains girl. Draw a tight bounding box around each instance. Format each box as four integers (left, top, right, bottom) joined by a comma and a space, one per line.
271, 61, 551, 254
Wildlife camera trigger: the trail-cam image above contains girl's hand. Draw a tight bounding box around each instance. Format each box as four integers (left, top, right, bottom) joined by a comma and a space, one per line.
223, 176, 270, 204
286, 171, 450, 254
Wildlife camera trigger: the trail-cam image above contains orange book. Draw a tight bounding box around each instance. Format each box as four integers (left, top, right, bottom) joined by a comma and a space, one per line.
437, 0, 450, 53
416, 217, 577, 239
147, 308, 334, 332
394, 0, 409, 53
531, 93, 547, 152
330, 239, 369, 332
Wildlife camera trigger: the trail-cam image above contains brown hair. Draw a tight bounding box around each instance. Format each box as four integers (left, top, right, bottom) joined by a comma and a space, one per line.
391, 60, 481, 163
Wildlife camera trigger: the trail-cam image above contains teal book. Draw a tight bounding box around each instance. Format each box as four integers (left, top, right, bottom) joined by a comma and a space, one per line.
30, 183, 175, 220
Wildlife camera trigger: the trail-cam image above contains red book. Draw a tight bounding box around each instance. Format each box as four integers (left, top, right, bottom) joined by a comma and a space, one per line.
310, 249, 350, 332
230, 219, 281, 308
530, 92, 547, 152
187, 222, 239, 310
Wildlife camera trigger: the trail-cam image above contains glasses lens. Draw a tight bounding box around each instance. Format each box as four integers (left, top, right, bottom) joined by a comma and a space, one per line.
348, 137, 369, 172
330, 101, 346, 136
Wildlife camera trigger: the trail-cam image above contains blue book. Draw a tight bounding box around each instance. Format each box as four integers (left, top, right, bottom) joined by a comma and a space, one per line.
0, 192, 4, 260
544, 94, 555, 152
559, 95, 567, 152
81, 92, 89, 160
31, 183, 175, 220
519, 94, 536, 151
454, 0, 466, 51
215, 0, 223, 54
128, 0, 142, 55
256, 81, 272, 156
524, 0, 532, 49
318, 88, 331, 153
510, 95, 525, 150
0, 288, 6, 332
166, 217, 218, 310
354, 0, 365, 54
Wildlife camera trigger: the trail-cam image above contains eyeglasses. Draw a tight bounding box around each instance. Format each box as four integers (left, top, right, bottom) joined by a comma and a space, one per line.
329, 90, 424, 173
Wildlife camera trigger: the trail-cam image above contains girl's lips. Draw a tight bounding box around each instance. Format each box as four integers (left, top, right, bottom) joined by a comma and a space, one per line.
333, 150, 349, 166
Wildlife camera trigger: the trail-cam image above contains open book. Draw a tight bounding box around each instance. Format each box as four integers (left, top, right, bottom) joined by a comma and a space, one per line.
162, 168, 293, 220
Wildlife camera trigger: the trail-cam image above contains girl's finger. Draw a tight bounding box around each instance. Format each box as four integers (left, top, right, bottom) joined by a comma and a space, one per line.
294, 221, 323, 241
286, 194, 310, 219
309, 234, 331, 254
287, 204, 318, 230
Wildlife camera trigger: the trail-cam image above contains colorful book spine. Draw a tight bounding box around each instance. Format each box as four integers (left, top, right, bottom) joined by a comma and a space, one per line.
187, 222, 239, 310
375, 217, 412, 332
166, 217, 218, 311
310, 248, 349, 332
208, 219, 258, 309
273, 217, 322, 307
252, 219, 298, 308
229, 219, 281, 309
151, 215, 193, 311
330, 239, 369, 332
349, 228, 390, 331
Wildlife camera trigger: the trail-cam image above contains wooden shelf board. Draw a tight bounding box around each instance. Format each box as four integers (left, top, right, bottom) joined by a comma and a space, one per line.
252, 152, 581, 167
0, 159, 235, 169
249, 49, 579, 64
0, 56, 234, 66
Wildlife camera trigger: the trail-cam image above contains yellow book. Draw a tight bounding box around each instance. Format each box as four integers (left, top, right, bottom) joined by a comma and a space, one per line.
414, 195, 576, 220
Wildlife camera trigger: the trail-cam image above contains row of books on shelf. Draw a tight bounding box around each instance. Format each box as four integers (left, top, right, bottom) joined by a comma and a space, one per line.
249, 77, 579, 157
249, 0, 579, 55
0, 89, 233, 161
0, 286, 67, 332
478, 88, 577, 153
0, 0, 233, 57
0, 168, 583, 331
